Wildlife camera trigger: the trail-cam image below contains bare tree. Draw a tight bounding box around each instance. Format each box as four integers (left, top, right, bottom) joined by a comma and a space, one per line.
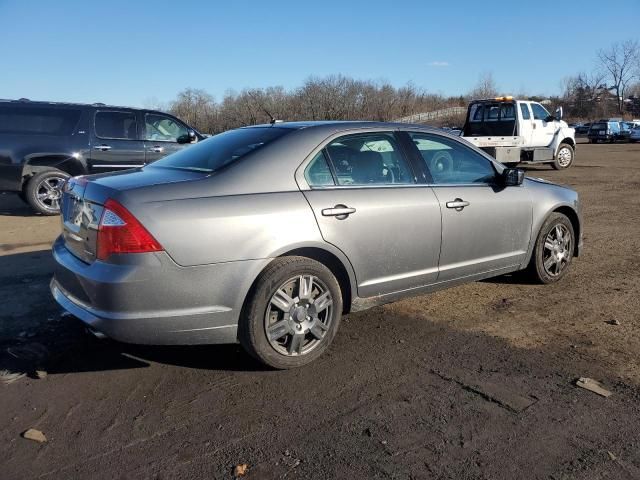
164, 76, 466, 133
169, 88, 217, 133
468, 72, 499, 99
561, 71, 607, 119
598, 40, 640, 114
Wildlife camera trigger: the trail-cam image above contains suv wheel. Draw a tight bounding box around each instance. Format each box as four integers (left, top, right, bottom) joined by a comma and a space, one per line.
527, 213, 575, 284
25, 169, 70, 215
239, 256, 343, 369
553, 143, 574, 170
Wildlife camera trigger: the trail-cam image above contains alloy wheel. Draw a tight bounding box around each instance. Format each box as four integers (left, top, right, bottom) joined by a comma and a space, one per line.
264, 274, 333, 356
542, 224, 572, 276
35, 175, 66, 212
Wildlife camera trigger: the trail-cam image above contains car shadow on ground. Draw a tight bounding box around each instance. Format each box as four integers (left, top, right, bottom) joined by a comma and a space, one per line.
0, 248, 267, 377
0, 192, 39, 217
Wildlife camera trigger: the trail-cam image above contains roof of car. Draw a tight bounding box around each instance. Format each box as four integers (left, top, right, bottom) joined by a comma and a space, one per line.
0, 98, 164, 113
245, 120, 443, 133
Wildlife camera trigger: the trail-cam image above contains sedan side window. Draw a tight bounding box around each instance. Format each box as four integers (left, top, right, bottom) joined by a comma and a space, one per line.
409, 133, 496, 184
325, 133, 414, 186
305, 150, 335, 186
95, 111, 138, 140
144, 114, 188, 142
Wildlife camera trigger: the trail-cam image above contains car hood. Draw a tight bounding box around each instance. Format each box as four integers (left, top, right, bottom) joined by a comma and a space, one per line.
524, 177, 577, 196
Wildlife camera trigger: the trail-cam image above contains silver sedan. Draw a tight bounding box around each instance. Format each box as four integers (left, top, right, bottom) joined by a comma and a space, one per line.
51, 122, 582, 368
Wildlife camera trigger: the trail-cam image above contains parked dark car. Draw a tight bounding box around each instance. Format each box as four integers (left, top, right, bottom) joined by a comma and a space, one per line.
587, 121, 622, 143
619, 122, 635, 142
574, 123, 591, 135
0, 99, 203, 214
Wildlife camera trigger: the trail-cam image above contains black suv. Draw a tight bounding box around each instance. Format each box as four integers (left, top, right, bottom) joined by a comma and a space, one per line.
0, 99, 204, 214
587, 120, 622, 144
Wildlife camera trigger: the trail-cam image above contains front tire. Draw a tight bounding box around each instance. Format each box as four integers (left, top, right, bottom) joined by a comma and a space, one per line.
526, 213, 575, 284
25, 169, 70, 215
553, 143, 574, 170
239, 256, 343, 369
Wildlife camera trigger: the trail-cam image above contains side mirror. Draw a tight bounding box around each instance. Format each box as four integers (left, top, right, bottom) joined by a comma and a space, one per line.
502, 168, 525, 186
177, 130, 197, 144
555, 106, 563, 120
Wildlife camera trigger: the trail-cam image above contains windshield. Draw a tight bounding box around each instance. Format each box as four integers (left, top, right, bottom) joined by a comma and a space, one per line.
590, 123, 606, 129
149, 127, 290, 173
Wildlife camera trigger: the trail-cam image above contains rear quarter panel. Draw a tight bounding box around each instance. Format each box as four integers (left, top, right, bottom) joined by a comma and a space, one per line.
131, 191, 325, 267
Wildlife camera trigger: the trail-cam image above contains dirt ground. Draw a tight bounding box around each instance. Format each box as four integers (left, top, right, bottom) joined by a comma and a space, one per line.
1, 140, 640, 480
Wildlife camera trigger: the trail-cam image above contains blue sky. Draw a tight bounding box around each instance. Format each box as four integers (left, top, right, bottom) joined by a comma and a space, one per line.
1, 0, 638, 106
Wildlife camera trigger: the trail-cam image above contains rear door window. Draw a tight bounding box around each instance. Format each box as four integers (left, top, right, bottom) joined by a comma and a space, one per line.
95, 111, 138, 140
520, 104, 531, 120
324, 132, 414, 186
305, 151, 335, 186
0, 105, 81, 135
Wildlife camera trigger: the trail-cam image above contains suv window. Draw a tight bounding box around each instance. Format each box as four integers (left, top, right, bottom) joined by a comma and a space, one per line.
150, 126, 289, 173
325, 132, 413, 186
144, 113, 188, 142
305, 151, 335, 186
409, 132, 496, 184
95, 111, 138, 140
0, 106, 81, 136
531, 103, 551, 121
520, 103, 531, 120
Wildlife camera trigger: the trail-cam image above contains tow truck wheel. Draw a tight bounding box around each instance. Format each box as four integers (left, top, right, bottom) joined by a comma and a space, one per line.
553, 143, 574, 170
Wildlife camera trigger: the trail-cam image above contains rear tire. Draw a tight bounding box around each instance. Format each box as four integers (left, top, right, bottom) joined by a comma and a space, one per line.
552, 143, 574, 170
526, 213, 575, 284
25, 169, 70, 215
238, 256, 343, 369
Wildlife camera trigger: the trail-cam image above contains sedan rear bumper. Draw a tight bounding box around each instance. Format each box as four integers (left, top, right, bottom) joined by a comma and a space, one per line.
50, 236, 270, 345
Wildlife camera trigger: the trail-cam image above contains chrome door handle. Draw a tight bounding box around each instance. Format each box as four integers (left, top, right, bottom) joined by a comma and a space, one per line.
446, 198, 470, 211
322, 205, 356, 219
147, 146, 164, 153
94, 145, 111, 151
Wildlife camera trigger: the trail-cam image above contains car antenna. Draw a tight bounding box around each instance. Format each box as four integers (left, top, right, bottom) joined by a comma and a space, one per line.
261, 105, 283, 125
248, 91, 281, 125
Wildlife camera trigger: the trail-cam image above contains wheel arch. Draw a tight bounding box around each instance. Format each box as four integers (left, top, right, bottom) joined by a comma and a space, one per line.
22, 154, 88, 185
552, 206, 580, 257
280, 247, 353, 313
242, 245, 356, 317
523, 203, 581, 269
557, 137, 575, 150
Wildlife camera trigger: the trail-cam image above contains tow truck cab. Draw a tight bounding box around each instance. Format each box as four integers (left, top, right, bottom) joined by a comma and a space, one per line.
462, 97, 576, 169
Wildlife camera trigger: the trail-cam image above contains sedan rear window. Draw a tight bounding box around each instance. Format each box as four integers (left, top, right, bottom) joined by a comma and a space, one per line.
149, 127, 290, 173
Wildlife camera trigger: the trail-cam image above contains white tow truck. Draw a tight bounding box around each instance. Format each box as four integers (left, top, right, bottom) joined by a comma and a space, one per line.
461, 97, 576, 169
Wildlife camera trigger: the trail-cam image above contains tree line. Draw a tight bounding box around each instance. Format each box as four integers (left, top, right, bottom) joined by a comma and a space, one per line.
157, 39, 639, 134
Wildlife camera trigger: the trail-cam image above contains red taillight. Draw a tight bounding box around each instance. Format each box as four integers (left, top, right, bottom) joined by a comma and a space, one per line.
96, 199, 163, 260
